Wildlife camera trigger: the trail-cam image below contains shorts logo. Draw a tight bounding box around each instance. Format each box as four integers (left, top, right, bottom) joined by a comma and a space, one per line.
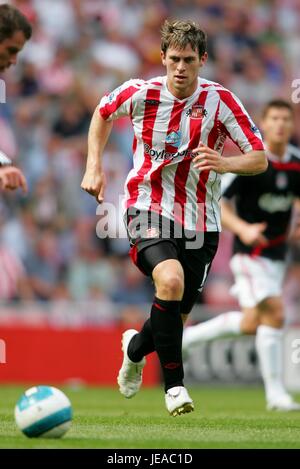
186, 105, 207, 119
165, 130, 181, 148
128, 224, 138, 239
145, 227, 159, 238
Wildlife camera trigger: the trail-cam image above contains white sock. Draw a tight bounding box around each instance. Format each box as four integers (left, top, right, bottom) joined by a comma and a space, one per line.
183, 311, 243, 350
255, 325, 286, 402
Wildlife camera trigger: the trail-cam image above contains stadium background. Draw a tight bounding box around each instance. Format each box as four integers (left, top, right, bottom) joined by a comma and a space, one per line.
0, 0, 300, 388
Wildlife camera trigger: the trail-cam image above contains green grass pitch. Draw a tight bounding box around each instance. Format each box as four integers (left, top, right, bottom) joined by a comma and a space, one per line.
1, 385, 300, 449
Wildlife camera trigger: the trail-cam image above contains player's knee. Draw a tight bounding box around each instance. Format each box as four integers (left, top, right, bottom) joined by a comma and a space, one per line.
155, 273, 184, 299
270, 310, 284, 328
259, 298, 284, 328
241, 316, 259, 335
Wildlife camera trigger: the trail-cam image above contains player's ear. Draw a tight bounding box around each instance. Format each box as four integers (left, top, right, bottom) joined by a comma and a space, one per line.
161, 50, 166, 66
199, 52, 208, 67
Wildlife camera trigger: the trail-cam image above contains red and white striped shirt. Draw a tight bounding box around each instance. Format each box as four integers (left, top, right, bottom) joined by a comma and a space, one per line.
99, 76, 264, 231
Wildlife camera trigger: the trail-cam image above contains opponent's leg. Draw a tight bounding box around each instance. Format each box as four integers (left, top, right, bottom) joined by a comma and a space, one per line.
255, 297, 300, 411
183, 311, 243, 353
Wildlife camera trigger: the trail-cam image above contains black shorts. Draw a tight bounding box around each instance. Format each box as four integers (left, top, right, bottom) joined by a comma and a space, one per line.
125, 209, 219, 315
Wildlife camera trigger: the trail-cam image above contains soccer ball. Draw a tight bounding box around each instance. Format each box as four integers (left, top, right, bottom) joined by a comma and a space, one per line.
14, 385, 72, 438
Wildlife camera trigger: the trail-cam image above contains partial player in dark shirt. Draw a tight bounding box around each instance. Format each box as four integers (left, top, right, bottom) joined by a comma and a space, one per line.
183, 100, 300, 411
223, 145, 300, 260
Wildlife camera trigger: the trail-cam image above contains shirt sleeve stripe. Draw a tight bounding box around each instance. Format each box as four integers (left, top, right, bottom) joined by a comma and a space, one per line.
99, 85, 139, 120
218, 90, 265, 153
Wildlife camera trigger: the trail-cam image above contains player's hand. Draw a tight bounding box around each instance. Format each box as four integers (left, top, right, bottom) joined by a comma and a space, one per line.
192, 142, 226, 173
0, 166, 28, 193
238, 222, 268, 246
81, 168, 106, 203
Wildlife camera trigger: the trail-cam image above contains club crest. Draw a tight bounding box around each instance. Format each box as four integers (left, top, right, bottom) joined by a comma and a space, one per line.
187, 105, 207, 119
276, 172, 288, 189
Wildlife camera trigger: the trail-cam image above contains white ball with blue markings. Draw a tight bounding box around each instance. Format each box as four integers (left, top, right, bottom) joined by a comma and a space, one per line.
14, 386, 72, 438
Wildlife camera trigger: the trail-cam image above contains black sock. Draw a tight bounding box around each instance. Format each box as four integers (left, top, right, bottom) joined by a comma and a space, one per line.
127, 318, 155, 362
150, 297, 183, 392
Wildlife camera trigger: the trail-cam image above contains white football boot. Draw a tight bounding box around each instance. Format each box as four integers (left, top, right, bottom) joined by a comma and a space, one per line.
165, 386, 194, 417
117, 329, 146, 399
267, 393, 300, 411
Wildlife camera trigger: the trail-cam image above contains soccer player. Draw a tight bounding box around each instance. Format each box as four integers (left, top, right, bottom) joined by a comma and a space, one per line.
81, 19, 267, 416
0, 3, 31, 192
183, 99, 300, 411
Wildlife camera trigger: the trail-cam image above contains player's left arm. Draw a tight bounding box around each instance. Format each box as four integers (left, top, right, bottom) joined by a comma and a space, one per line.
192, 144, 267, 175
193, 90, 267, 175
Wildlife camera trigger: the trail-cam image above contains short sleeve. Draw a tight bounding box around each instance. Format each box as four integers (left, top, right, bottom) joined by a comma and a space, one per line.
99, 79, 142, 122
218, 89, 265, 154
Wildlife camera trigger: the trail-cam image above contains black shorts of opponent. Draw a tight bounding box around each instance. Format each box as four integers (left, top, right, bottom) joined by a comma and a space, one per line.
125, 208, 219, 315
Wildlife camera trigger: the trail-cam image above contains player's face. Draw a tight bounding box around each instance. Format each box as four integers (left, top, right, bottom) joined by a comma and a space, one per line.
0, 30, 27, 72
261, 107, 294, 145
161, 44, 207, 99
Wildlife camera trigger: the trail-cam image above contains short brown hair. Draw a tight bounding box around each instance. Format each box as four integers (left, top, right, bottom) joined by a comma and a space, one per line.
0, 4, 32, 42
262, 99, 293, 118
161, 19, 207, 57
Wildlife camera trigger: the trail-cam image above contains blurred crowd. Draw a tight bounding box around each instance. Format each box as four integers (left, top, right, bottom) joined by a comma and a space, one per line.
0, 0, 300, 323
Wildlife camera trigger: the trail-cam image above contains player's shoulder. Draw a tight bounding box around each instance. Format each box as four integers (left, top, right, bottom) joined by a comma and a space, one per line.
127, 76, 164, 92
102, 77, 163, 105
114, 76, 164, 101
287, 144, 300, 163
198, 78, 240, 108
198, 77, 232, 95
285, 145, 300, 177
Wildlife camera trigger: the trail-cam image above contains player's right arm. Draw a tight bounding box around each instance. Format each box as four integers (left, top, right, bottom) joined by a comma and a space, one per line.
0, 150, 28, 193
81, 108, 113, 203
81, 79, 142, 202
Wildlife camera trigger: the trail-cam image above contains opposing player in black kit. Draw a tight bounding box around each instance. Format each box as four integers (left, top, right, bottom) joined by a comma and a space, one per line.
183, 100, 300, 411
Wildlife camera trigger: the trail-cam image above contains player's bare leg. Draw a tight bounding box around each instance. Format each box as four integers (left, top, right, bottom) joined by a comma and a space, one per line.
240, 307, 260, 334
